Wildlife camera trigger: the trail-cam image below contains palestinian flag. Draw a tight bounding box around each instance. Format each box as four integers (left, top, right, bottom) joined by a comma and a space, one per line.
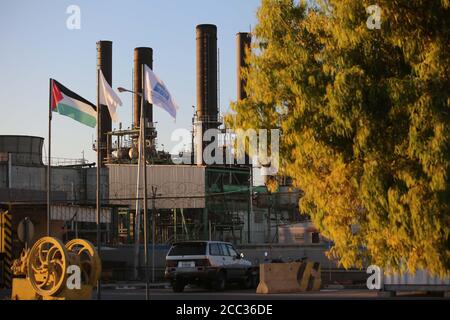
50, 79, 97, 128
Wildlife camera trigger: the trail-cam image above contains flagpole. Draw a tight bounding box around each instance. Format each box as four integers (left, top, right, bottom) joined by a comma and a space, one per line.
47, 79, 52, 237
142, 64, 150, 300
133, 141, 141, 280
96, 68, 102, 300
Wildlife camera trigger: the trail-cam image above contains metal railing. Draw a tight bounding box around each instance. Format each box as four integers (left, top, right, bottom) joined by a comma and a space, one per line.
193, 114, 224, 124
43, 157, 91, 167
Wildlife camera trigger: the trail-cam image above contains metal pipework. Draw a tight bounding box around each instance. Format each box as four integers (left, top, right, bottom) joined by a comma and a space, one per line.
133, 47, 153, 129
96, 41, 113, 166
236, 32, 252, 101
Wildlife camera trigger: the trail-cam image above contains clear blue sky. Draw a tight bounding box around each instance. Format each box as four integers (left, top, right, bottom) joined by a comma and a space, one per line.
0, 0, 260, 163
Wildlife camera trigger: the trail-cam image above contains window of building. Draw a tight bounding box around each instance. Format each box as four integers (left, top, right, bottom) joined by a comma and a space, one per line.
312, 232, 320, 244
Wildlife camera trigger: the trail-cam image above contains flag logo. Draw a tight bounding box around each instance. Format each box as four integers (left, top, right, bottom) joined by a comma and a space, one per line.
144, 65, 178, 120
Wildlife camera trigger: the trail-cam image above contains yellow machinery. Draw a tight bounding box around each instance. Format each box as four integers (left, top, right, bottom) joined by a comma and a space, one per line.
10, 237, 101, 300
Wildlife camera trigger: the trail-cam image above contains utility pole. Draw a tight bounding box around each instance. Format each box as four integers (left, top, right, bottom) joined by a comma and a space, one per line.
151, 186, 157, 284
96, 68, 102, 300
267, 191, 271, 243
248, 168, 253, 244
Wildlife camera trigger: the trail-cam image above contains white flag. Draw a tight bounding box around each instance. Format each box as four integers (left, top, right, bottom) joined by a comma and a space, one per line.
99, 69, 122, 123
144, 65, 178, 120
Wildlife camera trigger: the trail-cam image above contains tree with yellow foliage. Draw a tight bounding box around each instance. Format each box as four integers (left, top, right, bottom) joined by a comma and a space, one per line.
227, 0, 449, 275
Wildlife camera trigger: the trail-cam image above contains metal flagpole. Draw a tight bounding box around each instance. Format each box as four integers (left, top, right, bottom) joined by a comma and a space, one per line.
132, 62, 142, 280
152, 186, 157, 283
96, 68, 102, 300
47, 79, 52, 237
133, 137, 142, 280
141, 64, 150, 300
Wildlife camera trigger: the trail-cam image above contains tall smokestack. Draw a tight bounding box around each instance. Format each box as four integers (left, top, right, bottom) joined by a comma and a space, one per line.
236, 32, 251, 101
96, 40, 112, 166
195, 24, 219, 165
133, 47, 153, 129
196, 24, 218, 123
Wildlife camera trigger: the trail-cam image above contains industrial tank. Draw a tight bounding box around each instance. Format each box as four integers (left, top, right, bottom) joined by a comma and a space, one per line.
0, 135, 44, 166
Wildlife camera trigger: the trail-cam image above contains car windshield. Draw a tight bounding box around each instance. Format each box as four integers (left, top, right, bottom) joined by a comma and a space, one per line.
168, 242, 207, 256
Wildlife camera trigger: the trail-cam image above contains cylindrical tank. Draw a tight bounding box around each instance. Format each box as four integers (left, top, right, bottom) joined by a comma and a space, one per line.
133, 47, 153, 129
236, 32, 252, 101
196, 24, 218, 123
0, 135, 44, 166
129, 147, 139, 161
117, 148, 131, 160
96, 40, 113, 166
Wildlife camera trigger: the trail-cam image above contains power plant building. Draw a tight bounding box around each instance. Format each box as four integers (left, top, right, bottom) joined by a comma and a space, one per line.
0, 26, 312, 279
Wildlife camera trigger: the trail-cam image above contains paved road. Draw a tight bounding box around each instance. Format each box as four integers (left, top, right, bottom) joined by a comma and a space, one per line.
1, 287, 448, 300
100, 288, 370, 300
98, 288, 447, 300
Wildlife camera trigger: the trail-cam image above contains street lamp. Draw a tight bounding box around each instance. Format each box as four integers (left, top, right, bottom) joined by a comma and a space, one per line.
117, 78, 150, 300
117, 87, 141, 96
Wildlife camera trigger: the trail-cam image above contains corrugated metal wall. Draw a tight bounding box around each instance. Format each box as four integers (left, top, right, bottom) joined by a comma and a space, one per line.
384, 269, 450, 286
86, 167, 109, 203
0, 164, 6, 188
108, 165, 206, 209
9, 165, 46, 190
51, 204, 111, 223
2, 165, 108, 204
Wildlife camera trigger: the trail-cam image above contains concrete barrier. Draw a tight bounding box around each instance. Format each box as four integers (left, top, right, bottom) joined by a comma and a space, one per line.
298, 261, 321, 292
257, 262, 302, 294
257, 261, 321, 294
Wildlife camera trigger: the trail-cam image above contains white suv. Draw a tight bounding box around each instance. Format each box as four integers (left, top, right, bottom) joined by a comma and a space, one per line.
165, 241, 258, 292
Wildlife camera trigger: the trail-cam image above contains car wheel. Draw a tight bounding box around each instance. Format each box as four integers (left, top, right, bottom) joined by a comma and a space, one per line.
213, 271, 227, 292
172, 280, 185, 293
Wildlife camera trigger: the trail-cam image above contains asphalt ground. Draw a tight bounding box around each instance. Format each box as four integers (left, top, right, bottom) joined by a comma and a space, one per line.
99, 288, 449, 300
1, 286, 448, 300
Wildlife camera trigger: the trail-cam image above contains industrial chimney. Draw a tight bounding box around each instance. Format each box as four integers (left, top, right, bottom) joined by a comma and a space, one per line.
236, 33, 253, 167
130, 47, 157, 160
133, 47, 153, 129
195, 24, 220, 165
236, 32, 251, 101
96, 40, 113, 166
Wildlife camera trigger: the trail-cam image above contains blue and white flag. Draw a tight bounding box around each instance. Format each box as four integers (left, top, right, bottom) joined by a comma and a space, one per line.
99, 69, 122, 123
144, 65, 178, 120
